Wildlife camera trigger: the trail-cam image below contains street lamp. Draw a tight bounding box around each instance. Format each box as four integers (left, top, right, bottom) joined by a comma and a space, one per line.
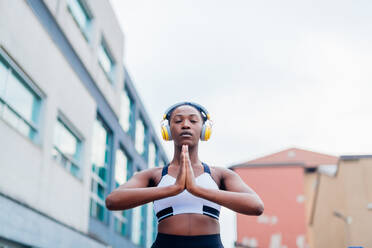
333, 210, 352, 245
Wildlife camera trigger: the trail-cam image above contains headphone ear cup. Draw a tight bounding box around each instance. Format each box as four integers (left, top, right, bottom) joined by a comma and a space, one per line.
165, 125, 172, 140
161, 121, 173, 141
200, 121, 212, 141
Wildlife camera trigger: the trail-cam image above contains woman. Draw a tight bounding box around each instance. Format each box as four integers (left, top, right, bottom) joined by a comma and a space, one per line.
105, 102, 264, 248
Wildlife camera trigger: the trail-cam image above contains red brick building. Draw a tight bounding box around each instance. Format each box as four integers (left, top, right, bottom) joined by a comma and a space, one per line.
230, 148, 338, 248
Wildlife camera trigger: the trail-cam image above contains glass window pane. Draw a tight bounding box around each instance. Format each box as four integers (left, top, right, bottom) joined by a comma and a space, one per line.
70, 163, 79, 177
53, 120, 78, 159
131, 206, 142, 245
98, 44, 113, 75
146, 202, 154, 248
89, 199, 95, 216
5, 73, 35, 123
0, 55, 41, 142
114, 217, 121, 233
115, 149, 128, 186
119, 89, 131, 132
97, 202, 105, 221
68, 0, 90, 31
135, 119, 145, 154
148, 142, 156, 168
91, 119, 108, 168
0, 101, 4, 116
90, 117, 110, 223
97, 183, 105, 200
140, 205, 146, 246
121, 222, 127, 236
0, 58, 8, 97
2, 106, 19, 129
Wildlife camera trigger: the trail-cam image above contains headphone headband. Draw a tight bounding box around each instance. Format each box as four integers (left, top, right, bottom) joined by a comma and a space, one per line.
163, 102, 210, 122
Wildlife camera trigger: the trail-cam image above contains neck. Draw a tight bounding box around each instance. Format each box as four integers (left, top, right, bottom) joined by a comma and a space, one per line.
171, 143, 201, 167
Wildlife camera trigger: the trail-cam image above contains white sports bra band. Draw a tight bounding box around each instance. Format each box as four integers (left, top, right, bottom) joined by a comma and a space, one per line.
156, 205, 220, 222
154, 162, 221, 223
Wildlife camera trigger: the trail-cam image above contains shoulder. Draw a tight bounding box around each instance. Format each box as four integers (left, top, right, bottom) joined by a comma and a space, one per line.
131, 166, 163, 182
134, 166, 163, 177
206, 165, 238, 190
133, 166, 166, 187
209, 165, 236, 178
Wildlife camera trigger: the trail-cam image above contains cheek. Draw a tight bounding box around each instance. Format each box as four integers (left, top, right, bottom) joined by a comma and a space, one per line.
194, 124, 203, 136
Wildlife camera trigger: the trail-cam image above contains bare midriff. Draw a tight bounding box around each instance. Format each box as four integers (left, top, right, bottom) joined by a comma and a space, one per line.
157, 213, 220, 235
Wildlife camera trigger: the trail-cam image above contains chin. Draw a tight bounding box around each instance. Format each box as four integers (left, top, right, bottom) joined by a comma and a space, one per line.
177, 139, 197, 147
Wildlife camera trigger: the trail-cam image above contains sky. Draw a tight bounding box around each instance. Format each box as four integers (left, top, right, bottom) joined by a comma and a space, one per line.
109, 0, 372, 247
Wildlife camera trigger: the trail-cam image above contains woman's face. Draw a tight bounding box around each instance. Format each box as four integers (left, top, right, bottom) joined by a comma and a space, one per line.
169, 105, 203, 146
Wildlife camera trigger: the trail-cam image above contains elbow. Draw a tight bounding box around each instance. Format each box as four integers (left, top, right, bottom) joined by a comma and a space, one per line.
105, 195, 116, 211
244, 197, 264, 216
253, 199, 264, 216
255, 202, 264, 216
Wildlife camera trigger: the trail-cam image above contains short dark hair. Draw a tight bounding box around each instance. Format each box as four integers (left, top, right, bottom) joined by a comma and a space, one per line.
168, 103, 205, 124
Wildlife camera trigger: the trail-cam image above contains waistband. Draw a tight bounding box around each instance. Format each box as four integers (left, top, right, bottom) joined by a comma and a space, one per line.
152, 232, 223, 248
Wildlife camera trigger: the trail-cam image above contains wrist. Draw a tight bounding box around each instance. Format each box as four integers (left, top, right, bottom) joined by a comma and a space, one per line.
169, 184, 184, 196
189, 185, 202, 197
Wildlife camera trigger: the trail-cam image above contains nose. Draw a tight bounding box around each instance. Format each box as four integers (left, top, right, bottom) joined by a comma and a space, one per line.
181, 119, 191, 129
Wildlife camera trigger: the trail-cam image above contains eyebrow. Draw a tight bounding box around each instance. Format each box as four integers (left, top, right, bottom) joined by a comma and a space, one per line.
174, 114, 199, 117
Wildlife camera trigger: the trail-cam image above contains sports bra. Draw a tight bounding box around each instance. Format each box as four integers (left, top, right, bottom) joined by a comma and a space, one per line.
153, 162, 221, 223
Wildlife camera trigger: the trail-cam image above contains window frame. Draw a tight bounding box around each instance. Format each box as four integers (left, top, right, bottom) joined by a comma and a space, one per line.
66, 0, 93, 41
98, 38, 116, 84
119, 84, 135, 134
0, 48, 44, 143
52, 111, 84, 179
135, 116, 148, 157
113, 146, 132, 238
90, 115, 113, 224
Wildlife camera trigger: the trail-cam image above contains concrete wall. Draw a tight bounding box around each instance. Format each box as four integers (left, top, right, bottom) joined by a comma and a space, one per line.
44, 0, 125, 117
0, 194, 106, 248
234, 166, 308, 248
310, 157, 372, 248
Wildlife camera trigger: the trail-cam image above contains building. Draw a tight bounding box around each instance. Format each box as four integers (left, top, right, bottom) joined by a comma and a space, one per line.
230, 148, 338, 248
309, 155, 372, 248
0, 0, 167, 247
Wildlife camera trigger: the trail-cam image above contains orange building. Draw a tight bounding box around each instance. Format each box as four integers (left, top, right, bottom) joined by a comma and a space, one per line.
230, 148, 338, 248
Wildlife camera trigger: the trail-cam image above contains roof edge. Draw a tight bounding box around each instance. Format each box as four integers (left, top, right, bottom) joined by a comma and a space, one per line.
340, 155, 372, 161
229, 161, 306, 169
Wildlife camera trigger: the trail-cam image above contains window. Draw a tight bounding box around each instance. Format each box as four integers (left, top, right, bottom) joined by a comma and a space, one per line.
90, 117, 112, 223
158, 159, 166, 167
67, 0, 92, 40
114, 148, 131, 237
0, 53, 41, 141
119, 87, 134, 133
152, 210, 158, 242
131, 204, 146, 247
148, 141, 157, 168
98, 39, 115, 83
52, 117, 82, 178
135, 118, 147, 155
146, 202, 157, 248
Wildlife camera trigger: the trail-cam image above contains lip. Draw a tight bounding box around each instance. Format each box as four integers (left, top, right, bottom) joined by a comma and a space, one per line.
180, 131, 193, 137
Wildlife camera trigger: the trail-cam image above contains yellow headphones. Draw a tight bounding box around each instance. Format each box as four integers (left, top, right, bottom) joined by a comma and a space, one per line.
161, 102, 212, 141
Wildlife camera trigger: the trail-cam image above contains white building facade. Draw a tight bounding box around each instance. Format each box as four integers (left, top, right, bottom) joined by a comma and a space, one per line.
0, 0, 167, 247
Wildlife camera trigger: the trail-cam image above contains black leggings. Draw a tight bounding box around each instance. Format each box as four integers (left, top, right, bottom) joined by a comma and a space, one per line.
151, 233, 224, 248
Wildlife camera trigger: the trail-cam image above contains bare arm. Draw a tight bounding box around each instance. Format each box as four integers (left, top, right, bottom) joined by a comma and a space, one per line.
191, 167, 264, 216
105, 167, 184, 211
